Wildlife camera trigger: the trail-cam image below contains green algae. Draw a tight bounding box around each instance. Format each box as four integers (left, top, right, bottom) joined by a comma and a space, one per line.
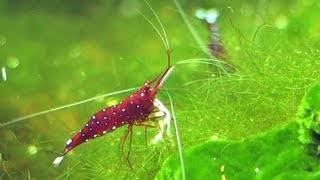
156, 83, 320, 179
298, 84, 320, 156
157, 122, 320, 179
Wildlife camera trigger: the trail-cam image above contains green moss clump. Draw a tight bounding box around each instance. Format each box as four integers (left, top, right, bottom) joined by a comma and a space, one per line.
298, 84, 320, 155
157, 122, 320, 179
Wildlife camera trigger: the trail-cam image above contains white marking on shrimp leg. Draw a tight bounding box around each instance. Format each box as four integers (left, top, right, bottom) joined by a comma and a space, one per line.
151, 98, 171, 144
66, 139, 72, 146
53, 156, 64, 167
148, 111, 166, 119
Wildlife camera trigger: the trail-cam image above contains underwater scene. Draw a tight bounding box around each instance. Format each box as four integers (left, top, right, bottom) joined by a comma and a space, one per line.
1, 0, 320, 179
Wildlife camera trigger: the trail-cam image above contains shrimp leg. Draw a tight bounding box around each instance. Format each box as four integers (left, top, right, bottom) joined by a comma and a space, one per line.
151, 98, 171, 144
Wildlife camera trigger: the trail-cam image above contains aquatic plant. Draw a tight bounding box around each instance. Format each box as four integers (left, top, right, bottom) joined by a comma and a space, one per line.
156, 118, 320, 179
298, 84, 320, 156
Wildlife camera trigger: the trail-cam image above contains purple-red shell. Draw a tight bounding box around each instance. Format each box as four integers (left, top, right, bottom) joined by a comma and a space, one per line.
61, 83, 156, 155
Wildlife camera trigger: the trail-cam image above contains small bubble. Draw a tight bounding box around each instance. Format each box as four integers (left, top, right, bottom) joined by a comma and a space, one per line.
6, 56, 19, 69
0, 35, 6, 46
211, 135, 219, 141
275, 15, 288, 29
80, 71, 86, 80
70, 47, 81, 58
105, 98, 119, 107
26, 145, 38, 156
255, 167, 259, 174
1, 66, 6, 81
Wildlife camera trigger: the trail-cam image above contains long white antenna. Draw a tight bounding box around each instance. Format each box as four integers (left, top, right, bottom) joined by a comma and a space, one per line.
144, 0, 170, 50
0, 87, 138, 127
167, 91, 186, 180
139, 13, 168, 50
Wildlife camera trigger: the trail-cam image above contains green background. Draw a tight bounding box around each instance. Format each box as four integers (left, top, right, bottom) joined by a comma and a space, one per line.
0, 0, 319, 179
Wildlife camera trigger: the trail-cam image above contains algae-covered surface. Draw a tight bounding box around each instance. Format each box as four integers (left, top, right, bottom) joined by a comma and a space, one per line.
157, 84, 320, 179
156, 122, 320, 179
0, 0, 320, 179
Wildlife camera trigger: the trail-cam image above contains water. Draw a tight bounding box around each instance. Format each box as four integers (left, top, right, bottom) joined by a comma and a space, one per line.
0, 0, 319, 179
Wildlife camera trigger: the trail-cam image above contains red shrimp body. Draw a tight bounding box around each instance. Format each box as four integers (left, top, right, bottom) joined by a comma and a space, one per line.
53, 65, 173, 166
61, 83, 156, 156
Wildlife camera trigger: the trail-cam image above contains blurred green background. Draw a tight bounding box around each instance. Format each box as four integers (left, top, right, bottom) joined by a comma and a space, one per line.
0, 0, 319, 179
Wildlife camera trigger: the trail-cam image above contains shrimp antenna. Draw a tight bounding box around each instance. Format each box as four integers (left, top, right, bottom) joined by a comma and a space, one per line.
0, 87, 139, 127
141, 0, 171, 67
167, 91, 186, 180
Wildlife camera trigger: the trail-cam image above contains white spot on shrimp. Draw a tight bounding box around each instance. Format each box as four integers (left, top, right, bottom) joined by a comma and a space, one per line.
89, 127, 93, 131
137, 105, 140, 108
85, 124, 88, 127
104, 117, 107, 120
96, 121, 100, 125
104, 122, 108, 126
122, 121, 124, 124
112, 126, 116, 130
115, 121, 118, 124
92, 115, 96, 119
126, 116, 130, 119
82, 133, 85, 137
103, 131, 107, 134
102, 109, 106, 112
66, 139, 72, 146
130, 101, 134, 104
140, 92, 145, 97
122, 108, 126, 112
93, 134, 97, 138
113, 112, 116, 115
85, 139, 88, 142
130, 95, 133, 98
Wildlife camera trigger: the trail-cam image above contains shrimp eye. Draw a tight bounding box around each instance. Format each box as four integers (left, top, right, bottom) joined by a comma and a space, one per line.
144, 85, 150, 91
